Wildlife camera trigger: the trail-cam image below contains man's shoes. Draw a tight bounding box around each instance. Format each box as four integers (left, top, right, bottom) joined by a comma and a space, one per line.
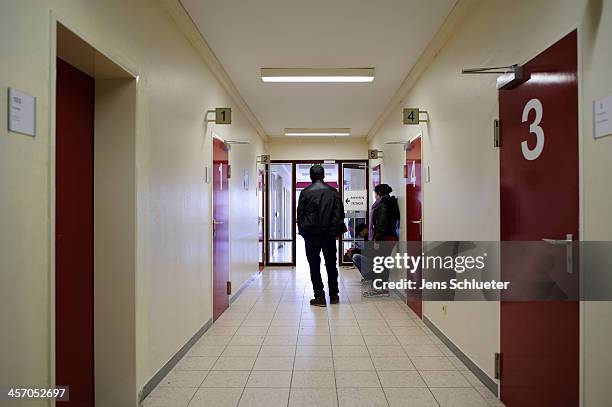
309, 296, 327, 307
329, 295, 340, 304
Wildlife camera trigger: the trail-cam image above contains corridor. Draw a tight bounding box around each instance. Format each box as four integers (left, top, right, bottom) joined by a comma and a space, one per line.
144, 265, 500, 407
2, 0, 612, 406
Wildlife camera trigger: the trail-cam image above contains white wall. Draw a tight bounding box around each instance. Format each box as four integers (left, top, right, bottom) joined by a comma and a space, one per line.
267, 137, 368, 160
368, 0, 612, 402
0, 0, 264, 403
94, 78, 138, 406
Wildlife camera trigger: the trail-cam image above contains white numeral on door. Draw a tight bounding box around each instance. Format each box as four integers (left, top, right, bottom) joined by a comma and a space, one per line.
521, 98, 544, 161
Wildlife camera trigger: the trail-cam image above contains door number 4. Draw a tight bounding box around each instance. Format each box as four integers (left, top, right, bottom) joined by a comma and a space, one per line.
409, 161, 417, 186
521, 98, 544, 161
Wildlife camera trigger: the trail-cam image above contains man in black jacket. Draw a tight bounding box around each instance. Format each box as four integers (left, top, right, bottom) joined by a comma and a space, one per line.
297, 165, 346, 307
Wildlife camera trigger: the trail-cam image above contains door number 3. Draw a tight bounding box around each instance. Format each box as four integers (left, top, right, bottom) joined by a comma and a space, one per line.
521, 98, 544, 161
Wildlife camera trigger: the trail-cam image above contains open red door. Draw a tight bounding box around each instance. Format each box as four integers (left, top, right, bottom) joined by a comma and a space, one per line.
405, 136, 423, 318
372, 164, 381, 189
499, 31, 579, 406
213, 137, 230, 321
258, 167, 265, 270
55, 58, 95, 406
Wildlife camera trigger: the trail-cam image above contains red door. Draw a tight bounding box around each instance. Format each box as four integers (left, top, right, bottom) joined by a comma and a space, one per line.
372, 164, 381, 188
55, 58, 95, 406
213, 137, 230, 321
499, 31, 579, 406
405, 137, 423, 318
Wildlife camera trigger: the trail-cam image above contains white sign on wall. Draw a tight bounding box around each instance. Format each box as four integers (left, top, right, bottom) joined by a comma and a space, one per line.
594, 95, 612, 139
344, 190, 367, 211
8, 88, 36, 137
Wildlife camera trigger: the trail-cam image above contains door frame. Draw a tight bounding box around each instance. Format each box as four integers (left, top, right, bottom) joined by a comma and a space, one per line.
49, 16, 139, 406
264, 159, 369, 267
265, 160, 299, 266
338, 160, 370, 266
257, 165, 266, 269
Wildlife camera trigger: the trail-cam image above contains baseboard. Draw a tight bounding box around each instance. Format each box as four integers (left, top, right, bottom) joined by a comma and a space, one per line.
393, 288, 407, 301
230, 270, 260, 304
423, 316, 499, 396
139, 318, 213, 402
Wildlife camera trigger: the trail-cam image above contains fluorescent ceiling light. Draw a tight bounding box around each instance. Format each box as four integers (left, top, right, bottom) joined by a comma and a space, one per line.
262, 68, 374, 83
264, 76, 373, 83
284, 128, 351, 137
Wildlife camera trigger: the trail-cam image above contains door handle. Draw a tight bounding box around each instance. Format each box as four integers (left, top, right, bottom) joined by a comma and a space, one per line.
411, 220, 422, 236
542, 233, 573, 273
213, 220, 224, 235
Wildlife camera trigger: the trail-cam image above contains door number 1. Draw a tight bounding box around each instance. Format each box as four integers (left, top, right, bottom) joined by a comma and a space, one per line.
521, 98, 544, 161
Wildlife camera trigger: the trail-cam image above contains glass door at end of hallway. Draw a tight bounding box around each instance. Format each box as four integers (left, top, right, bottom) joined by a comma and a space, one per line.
340, 161, 368, 266
266, 163, 295, 265
264, 161, 369, 267
294, 162, 338, 268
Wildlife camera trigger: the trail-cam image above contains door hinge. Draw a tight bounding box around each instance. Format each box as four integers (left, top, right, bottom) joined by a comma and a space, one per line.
494, 119, 501, 148
494, 352, 502, 380
227, 164, 232, 179
226, 281, 232, 295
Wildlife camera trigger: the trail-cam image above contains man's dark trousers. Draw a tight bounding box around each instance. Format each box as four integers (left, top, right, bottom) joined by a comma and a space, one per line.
303, 234, 338, 298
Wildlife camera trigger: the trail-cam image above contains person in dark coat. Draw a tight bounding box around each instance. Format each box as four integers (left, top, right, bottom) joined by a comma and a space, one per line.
348, 223, 371, 280
365, 183, 400, 297
297, 165, 347, 307
371, 183, 400, 241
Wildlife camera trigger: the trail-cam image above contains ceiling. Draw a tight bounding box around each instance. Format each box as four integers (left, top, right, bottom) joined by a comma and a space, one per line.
181, 0, 456, 137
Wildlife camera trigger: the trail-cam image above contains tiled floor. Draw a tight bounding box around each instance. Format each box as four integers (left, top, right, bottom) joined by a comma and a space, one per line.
143, 262, 504, 407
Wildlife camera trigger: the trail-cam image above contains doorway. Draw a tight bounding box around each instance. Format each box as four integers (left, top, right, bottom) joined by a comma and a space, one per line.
263, 160, 369, 267
266, 162, 295, 265
54, 22, 137, 406
294, 162, 342, 266
405, 135, 423, 318
499, 30, 579, 406
339, 162, 368, 266
212, 137, 230, 320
